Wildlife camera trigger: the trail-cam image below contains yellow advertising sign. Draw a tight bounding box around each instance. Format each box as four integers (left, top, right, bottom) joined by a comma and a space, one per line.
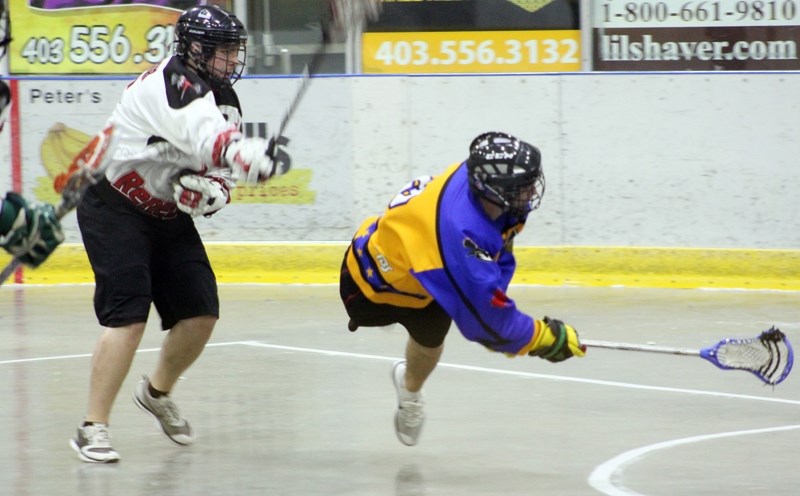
362, 30, 581, 74
8, 0, 182, 74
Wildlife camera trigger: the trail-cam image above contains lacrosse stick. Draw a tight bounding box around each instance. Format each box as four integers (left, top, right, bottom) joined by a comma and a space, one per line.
583, 327, 793, 386
0, 123, 117, 285
268, 0, 381, 158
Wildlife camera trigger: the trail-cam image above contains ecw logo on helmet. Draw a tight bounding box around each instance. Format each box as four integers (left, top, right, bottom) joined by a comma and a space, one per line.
466, 131, 545, 218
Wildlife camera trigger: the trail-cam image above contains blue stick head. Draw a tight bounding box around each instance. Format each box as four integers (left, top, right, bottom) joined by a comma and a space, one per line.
700, 327, 793, 386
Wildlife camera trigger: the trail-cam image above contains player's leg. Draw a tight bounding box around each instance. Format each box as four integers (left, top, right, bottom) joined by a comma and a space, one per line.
150, 218, 218, 387
339, 250, 452, 445
149, 315, 215, 393
72, 186, 154, 463
86, 323, 147, 423
401, 336, 444, 393
70, 322, 146, 463
133, 216, 219, 446
392, 301, 452, 446
132, 316, 214, 447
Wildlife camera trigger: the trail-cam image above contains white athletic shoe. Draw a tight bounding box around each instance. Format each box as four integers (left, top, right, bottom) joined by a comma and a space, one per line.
70, 423, 120, 463
133, 375, 194, 446
392, 360, 425, 446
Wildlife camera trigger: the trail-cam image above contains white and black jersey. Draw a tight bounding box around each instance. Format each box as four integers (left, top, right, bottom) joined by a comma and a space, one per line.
102, 55, 241, 219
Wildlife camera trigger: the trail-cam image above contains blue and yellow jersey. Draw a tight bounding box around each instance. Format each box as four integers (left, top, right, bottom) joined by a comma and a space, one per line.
346, 162, 537, 354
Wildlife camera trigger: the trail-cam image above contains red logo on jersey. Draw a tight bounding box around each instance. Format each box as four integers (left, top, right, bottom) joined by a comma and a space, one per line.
490, 289, 512, 309
170, 74, 202, 100
113, 170, 178, 219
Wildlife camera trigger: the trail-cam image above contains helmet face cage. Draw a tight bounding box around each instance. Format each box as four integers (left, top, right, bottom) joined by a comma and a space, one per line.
467, 132, 545, 218
174, 6, 248, 87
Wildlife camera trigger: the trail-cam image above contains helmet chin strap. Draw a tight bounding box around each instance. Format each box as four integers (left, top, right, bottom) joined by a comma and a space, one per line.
477, 197, 505, 221
182, 55, 220, 88
475, 187, 511, 220
484, 183, 515, 214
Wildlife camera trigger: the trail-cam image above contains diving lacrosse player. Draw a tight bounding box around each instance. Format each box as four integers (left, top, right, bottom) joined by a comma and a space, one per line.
339, 132, 586, 446
70, 5, 279, 463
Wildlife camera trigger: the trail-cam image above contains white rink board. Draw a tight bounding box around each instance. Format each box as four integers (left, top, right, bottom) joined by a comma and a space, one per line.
5, 72, 800, 248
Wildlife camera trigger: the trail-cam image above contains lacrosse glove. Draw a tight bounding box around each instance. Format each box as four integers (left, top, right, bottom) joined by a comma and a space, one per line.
224, 137, 276, 185
0, 192, 64, 267
528, 316, 586, 362
173, 174, 232, 217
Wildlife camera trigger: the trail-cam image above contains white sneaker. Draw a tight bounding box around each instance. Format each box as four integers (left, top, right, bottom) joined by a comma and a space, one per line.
392, 361, 425, 446
70, 423, 120, 463
133, 375, 194, 446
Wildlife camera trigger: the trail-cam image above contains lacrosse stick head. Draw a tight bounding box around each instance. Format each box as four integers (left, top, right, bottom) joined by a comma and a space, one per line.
699, 327, 794, 385
52, 124, 117, 213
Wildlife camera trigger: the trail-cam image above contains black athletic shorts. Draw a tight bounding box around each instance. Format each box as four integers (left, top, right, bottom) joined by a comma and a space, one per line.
339, 248, 451, 348
77, 181, 219, 330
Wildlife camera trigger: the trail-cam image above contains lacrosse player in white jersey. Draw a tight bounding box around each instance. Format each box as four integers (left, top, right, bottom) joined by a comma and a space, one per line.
0, 0, 64, 268
70, 4, 279, 463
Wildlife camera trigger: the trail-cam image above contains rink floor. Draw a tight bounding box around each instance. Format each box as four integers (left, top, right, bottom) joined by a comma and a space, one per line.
1, 284, 798, 496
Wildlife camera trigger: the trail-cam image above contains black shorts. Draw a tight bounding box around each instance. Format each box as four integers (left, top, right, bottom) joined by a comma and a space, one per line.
77, 182, 219, 330
339, 249, 451, 348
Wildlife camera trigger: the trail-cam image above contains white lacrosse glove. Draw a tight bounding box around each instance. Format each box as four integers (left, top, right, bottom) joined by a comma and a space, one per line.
173, 174, 231, 217
224, 137, 275, 185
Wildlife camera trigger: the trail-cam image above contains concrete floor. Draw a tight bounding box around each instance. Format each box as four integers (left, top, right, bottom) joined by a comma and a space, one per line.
0, 284, 798, 496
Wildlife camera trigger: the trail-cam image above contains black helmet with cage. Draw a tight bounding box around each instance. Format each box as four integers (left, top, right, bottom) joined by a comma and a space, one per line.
466, 131, 545, 218
174, 5, 247, 87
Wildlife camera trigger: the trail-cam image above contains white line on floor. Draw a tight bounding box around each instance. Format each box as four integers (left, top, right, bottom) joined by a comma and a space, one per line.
2, 340, 797, 406
587, 424, 800, 496
0, 343, 240, 365
238, 341, 800, 406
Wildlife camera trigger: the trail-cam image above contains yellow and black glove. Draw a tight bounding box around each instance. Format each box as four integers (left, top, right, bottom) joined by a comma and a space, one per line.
528, 316, 586, 362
